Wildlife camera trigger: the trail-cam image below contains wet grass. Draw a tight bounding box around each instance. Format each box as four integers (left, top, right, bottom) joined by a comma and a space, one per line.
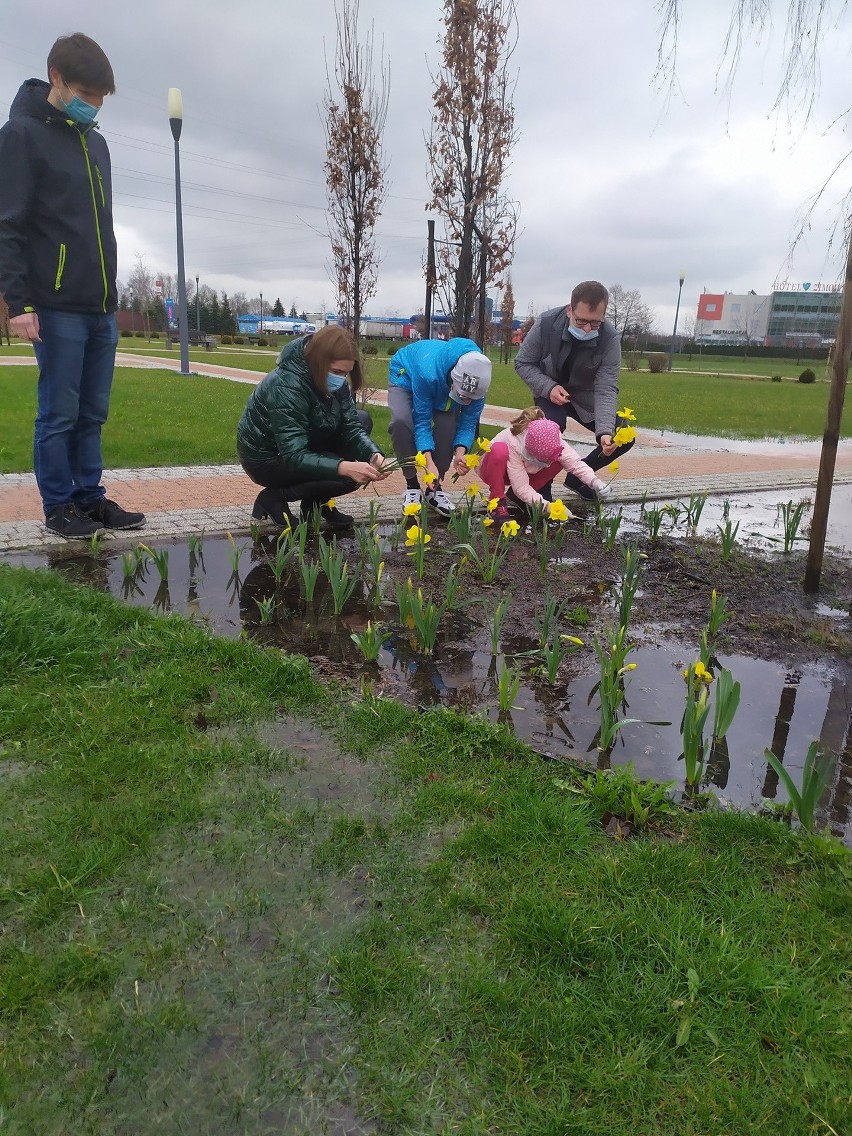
1, 563, 851, 1133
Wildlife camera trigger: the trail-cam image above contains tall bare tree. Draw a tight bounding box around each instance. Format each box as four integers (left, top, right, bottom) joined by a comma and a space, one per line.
427, 0, 519, 341
500, 274, 515, 363
607, 284, 657, 347
324, 0, 389, 342
657, 0, 850, 591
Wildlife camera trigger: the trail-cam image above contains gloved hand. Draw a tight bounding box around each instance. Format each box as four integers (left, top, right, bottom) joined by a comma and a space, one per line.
593, 478, 613, 498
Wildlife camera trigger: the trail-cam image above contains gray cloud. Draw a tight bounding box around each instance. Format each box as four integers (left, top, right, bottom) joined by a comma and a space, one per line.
2, 0, 849, 329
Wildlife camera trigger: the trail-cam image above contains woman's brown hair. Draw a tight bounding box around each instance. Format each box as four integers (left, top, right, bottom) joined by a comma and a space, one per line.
510, 407, 544, 435
303, 326, 363, 395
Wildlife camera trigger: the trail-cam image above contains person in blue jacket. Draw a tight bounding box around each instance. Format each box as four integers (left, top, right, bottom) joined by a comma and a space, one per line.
387, 337, 492, 516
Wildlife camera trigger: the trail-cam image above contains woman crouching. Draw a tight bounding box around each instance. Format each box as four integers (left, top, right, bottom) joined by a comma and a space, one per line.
237, 326, 392, 530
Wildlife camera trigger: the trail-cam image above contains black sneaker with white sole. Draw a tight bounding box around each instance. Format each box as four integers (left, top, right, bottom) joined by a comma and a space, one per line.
44, 503, 107, 539
82, 497, 146, 530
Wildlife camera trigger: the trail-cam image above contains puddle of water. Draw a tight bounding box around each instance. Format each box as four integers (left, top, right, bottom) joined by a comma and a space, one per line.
7, 532, 851, 842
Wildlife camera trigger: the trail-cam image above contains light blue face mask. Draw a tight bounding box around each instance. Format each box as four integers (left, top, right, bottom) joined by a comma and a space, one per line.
59, 80, 99, 126
567, 323, 599, 342
327, 373, 347, 392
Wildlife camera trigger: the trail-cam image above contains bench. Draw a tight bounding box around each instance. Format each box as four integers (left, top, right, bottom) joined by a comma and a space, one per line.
166, 330, 217, 350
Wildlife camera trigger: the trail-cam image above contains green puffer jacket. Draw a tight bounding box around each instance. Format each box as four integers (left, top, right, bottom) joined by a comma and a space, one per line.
236, 337, 380, 480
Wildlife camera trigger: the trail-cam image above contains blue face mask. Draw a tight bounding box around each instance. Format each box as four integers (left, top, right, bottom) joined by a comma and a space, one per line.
568, 323, 599, 342
59, 81, 99, 126
327, 373, 347, 392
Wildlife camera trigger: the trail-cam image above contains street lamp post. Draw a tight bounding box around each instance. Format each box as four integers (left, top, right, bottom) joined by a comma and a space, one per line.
168, 87, 190, 376
667, 272, 686, 372
195, 273, 200, 335
259, 291, 263, 336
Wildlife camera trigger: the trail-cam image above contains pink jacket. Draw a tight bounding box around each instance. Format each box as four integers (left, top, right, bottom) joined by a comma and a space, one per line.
490, 425, 602, 506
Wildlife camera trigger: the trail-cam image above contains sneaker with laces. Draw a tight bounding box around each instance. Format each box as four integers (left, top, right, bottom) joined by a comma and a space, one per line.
424, 486, 456, 517
44, 503, 106, 539
402, 487, 423, 510
82, 497, 146, 530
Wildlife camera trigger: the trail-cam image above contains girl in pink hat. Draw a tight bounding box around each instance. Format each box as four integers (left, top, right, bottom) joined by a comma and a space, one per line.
479, 408, 611, 521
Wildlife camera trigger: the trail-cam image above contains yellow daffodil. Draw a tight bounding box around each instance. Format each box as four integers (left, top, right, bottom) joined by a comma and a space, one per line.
500, 519, 521, 538
464, 453, 480, 469
402, 501, 422, 517
487, 497, 500, 512
608, 460, 619, 473
617, 406, 637, 421
422, 471, 437, 486
414, 451, 428, 470
377, 561, 385, 582
477, 436, 492, 452
612, 425, 636, 447
682, 660, 713, 685
483, 517, 494, 526
466, 482, 481, 498
325, 498, 336, 510
548, 499, 570, 522
405, 524, 431, 547
562, 634, 584, 646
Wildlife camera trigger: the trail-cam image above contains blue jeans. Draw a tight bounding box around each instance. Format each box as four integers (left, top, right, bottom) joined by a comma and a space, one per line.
33, 309, 118, 512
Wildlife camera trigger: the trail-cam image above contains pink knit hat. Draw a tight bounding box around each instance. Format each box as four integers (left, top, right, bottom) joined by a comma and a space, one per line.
525, 418, 564, 463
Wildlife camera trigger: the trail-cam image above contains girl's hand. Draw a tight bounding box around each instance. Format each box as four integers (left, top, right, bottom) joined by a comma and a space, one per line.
452, 450, 468, 477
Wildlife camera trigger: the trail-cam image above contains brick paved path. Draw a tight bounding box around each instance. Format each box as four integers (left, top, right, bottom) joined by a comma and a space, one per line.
2, 354, 850, 552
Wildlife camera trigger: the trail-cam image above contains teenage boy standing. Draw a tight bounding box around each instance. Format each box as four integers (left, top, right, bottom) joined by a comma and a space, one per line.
0, 33, 145, 537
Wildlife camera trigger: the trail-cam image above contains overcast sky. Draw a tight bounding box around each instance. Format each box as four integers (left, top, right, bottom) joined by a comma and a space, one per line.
2, 0, 850, 331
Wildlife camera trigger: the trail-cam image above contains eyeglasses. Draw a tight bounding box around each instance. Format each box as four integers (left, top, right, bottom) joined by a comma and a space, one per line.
573, 317, 603, 330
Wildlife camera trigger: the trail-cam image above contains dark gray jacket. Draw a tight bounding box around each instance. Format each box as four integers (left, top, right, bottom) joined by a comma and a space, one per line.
0, 80, 117, 318
515, 305, 621, 438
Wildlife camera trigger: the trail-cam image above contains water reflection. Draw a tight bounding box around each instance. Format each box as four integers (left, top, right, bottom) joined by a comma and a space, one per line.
5, 532, 851, 841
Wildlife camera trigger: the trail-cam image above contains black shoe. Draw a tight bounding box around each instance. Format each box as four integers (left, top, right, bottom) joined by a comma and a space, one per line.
562, 473, 595, 501
251, 488, 295, 529
300, 501, 354, 531
505, 488, 531, 523
45, 503, 106, 539
82, 497, 146, 530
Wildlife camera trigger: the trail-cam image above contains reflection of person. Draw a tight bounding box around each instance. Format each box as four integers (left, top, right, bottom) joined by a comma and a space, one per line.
0, 33, 145, 539
515, 280, 635, 500
387, 338, 492, 517
479, 409, 611, 521
237, 326, 392, 530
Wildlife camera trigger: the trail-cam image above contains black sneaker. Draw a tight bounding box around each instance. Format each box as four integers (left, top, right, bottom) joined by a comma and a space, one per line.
505, 488, 530, 523
562, 473, 595, 501
82, 497, 146, 530
44, 503, 106, 539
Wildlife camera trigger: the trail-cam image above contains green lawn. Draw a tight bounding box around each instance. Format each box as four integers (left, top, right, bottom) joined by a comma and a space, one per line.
0, 357, 847, 474
1, 565, 850, 1133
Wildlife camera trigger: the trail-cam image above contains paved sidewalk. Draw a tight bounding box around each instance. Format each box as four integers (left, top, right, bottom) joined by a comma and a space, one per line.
2, 354, 851, 553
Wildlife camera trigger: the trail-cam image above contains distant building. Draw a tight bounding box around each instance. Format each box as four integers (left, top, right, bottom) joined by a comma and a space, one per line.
695, 285, 842, 348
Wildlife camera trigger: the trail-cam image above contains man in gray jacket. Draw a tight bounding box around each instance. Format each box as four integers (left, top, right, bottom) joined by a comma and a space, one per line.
515, 280, 635, 499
